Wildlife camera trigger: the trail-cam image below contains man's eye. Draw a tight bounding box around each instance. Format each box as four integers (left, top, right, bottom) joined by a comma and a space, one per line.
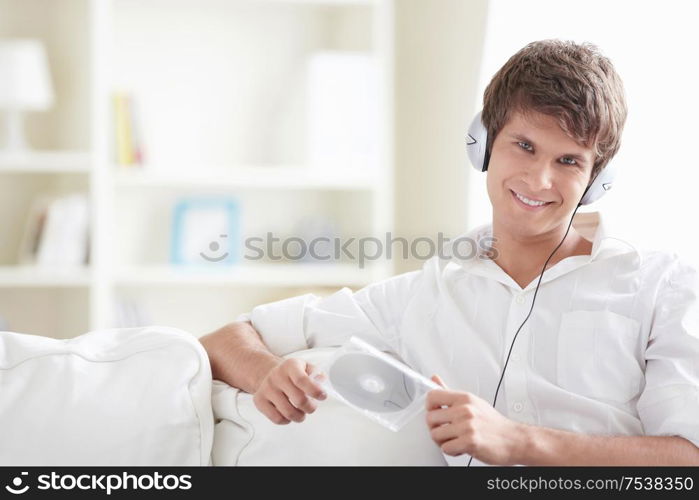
560, 157, 577, 165
517, 141, 533, 151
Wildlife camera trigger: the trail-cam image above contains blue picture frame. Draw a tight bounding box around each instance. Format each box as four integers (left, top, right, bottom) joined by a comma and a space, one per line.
170, 197, 240, 267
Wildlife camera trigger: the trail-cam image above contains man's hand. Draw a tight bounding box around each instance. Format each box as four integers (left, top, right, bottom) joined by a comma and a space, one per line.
253, 358, 327, 425
425, 375, 527, 465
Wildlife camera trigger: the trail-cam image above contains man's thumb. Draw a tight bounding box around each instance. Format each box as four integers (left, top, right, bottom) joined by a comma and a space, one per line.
307, 362, 326, 383
431, 374, 447, 388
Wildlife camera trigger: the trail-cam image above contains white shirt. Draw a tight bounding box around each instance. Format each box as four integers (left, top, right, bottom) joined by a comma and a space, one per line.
239, 212, 699, 466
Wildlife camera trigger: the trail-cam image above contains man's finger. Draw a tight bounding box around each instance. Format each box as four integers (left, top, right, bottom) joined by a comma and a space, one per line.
440, 436, 471, 457
270, 390, 306, 423
295, 366, 327, 401
430, 421, 461, 445
425, 407, 455, 429
280, 378, 318, 414
426, 388, 471, 410
257, 399, 290, 425
426, 389, 455, 410
431, 374, 448, 388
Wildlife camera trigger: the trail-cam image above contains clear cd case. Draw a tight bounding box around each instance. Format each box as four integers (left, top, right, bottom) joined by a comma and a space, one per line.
310, 336, 441, 432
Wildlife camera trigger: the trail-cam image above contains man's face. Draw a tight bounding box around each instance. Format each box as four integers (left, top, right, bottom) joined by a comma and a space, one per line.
486, 110, 595, 239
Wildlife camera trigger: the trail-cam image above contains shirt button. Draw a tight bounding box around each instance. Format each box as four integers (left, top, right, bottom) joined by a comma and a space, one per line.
510, 353, 520, 363
513, 402, 524, 413
515, 293, 526, 304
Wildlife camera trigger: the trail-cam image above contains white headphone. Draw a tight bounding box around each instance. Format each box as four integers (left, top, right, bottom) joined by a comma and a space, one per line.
466, 111, 615, 205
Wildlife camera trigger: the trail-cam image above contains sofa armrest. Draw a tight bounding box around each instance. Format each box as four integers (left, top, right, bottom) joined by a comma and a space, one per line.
0, 326, 214, 466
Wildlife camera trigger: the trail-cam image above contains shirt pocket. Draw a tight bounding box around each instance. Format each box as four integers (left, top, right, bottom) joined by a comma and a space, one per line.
557, 310, 644, 403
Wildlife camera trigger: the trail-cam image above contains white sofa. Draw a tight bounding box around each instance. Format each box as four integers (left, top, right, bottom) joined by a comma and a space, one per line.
0, 326, 446, 466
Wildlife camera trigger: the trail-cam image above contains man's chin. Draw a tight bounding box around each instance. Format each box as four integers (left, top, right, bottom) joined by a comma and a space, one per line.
498, 213, 552, 237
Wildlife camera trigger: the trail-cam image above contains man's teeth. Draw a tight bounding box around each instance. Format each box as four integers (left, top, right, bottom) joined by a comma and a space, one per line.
514, 191, 549, 207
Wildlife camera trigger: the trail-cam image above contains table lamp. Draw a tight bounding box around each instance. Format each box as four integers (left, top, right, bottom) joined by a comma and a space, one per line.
0, 39, 54, 157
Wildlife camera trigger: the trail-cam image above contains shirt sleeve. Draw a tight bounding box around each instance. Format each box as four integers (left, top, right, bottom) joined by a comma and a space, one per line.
242, 270, 423, 357
637, 257, 699, 448
234, 312, 251, 323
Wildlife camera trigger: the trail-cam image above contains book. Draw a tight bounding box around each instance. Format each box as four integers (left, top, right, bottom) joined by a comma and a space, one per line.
113, 91, 145, 167
18, 193, 89, 267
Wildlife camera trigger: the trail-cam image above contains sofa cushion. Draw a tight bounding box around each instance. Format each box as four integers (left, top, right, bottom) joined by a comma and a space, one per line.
0, 326, 213, 466
211, 347, 447, 466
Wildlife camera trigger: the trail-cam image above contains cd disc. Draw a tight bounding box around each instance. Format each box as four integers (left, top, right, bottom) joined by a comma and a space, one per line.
328, 352, 416, 413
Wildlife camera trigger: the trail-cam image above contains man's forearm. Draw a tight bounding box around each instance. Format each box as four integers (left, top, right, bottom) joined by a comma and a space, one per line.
516, 424, 699, 465
199, 321, 282, 394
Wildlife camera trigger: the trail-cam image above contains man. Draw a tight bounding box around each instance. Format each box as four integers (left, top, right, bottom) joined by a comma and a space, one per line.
200, 40, 699, 466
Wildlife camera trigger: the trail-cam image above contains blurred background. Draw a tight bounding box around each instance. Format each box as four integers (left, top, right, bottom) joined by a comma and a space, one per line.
0, 0, 696, 339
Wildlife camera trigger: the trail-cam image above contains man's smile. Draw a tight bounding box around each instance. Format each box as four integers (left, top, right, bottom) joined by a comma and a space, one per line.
510, 189, 554, 210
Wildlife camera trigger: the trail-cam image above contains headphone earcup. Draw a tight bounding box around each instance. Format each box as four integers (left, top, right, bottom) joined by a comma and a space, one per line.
580, 161, 616, 205
466, 111, 489, 172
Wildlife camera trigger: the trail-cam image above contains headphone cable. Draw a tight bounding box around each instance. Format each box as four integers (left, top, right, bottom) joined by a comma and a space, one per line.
465, 195, 587, 467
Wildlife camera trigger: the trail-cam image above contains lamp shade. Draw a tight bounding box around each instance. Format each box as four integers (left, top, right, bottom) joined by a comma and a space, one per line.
0, 39, 54, 110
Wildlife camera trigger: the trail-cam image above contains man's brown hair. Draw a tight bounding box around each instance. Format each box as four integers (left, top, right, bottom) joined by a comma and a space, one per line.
482, 39, 627, 178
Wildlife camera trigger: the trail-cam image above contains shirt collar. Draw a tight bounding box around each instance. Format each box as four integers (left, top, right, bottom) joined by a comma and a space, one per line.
440, 211, 639, 291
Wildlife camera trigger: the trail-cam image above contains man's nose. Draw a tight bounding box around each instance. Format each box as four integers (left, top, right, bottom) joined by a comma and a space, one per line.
524, 160, 554, 192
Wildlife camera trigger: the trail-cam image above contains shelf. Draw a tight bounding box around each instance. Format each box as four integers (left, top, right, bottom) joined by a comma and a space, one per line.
115, 263, 378, 287
261, 0, 374, 4
0, 266, 91, 288
114, 167, 381, 191
0, 151, 92, 174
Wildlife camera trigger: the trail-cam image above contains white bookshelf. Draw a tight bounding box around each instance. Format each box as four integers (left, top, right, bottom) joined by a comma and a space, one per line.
0, 266, 91, 288
115, 263, 381, 288
114, 167, 381, 191
0, 151, 92, 173
0, 0, 395, 339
